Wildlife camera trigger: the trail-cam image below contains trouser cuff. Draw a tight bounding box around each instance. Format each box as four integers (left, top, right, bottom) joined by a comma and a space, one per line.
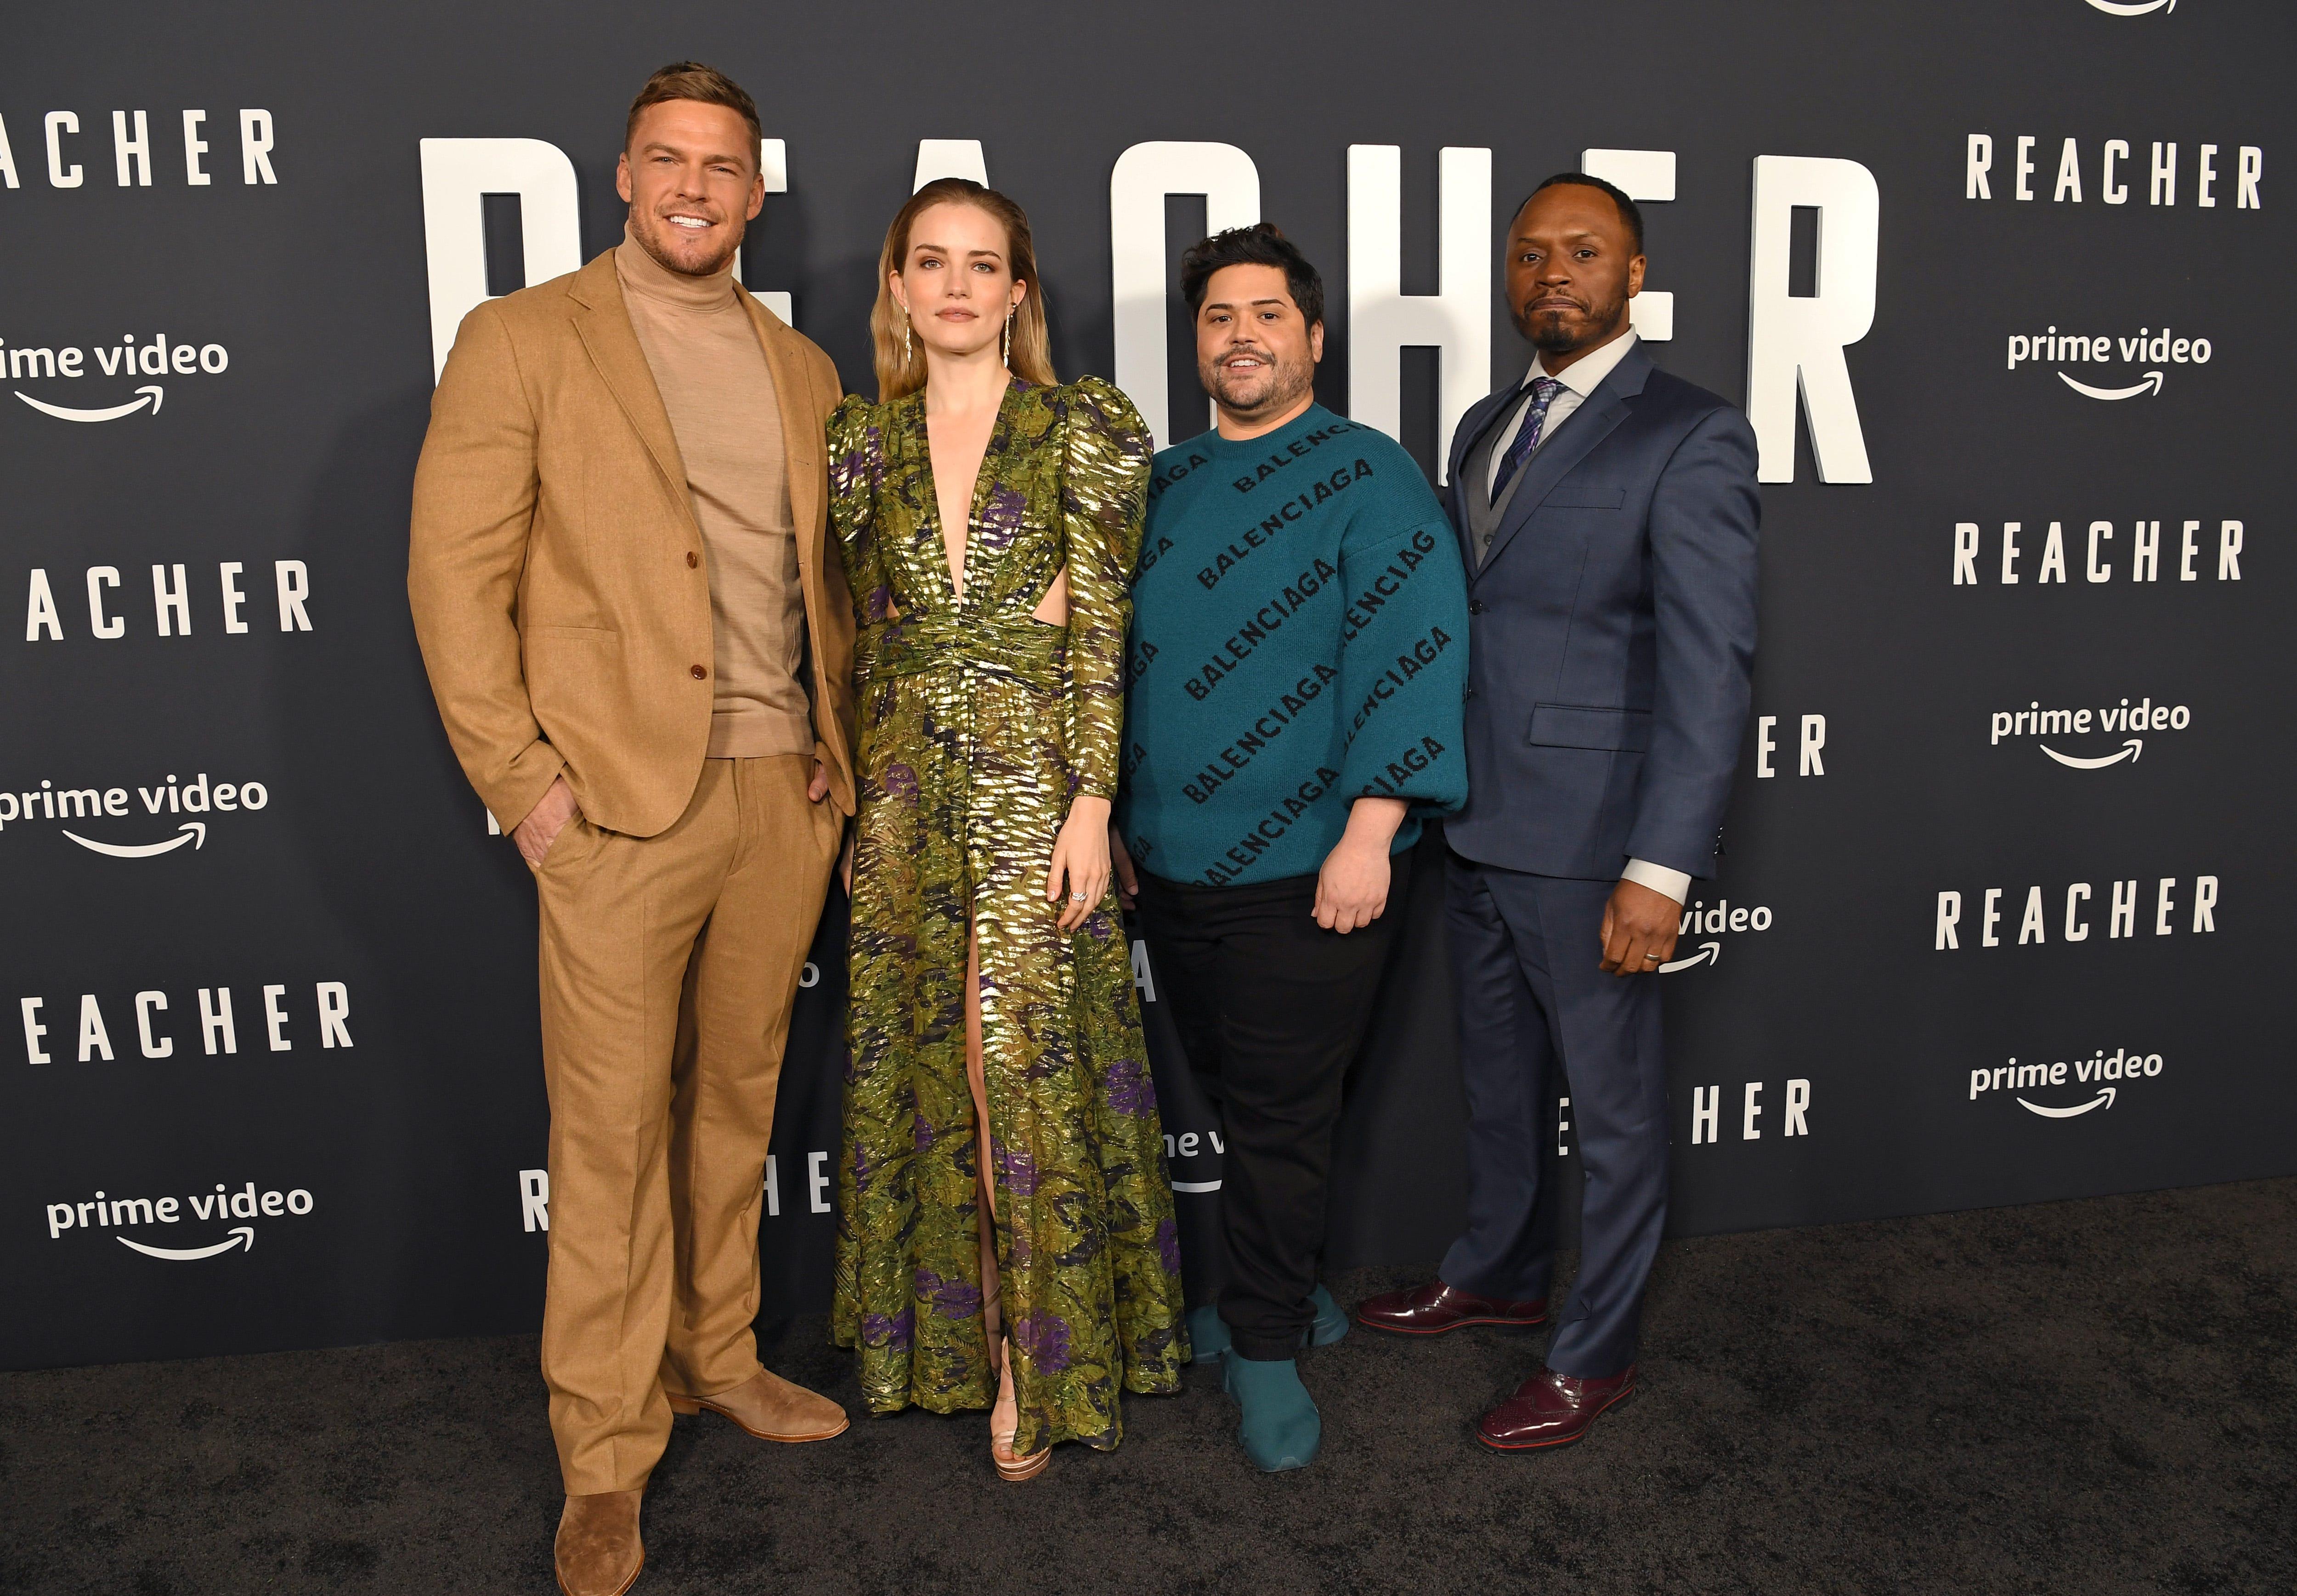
1229, 1328, 1305, 1362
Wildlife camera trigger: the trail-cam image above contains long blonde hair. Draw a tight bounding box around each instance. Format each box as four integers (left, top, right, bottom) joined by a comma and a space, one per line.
871, 177, 1057, 403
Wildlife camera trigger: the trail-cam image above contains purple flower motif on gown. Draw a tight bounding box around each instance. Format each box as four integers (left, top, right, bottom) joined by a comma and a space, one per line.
916, 1268, 983, 1320
975, 484, 1028, 555
1012, 1312, 1072, 1374
852, 1142, 876, 1194
883, 763, 921, 806
1155, 1218, 1182, 1275
993, 1136, 1043, 1197
913, 1112, 936, 1153
862, 1306, 914, 1350
1083, 910, 1113, 942
1105, 1057, 1157, 1117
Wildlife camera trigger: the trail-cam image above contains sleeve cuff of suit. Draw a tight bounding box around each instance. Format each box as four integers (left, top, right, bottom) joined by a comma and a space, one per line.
1621, 858, 1692, 905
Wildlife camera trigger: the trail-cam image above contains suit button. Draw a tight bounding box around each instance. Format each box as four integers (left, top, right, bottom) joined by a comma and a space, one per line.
686, 551, 699, 568
690, 665, 707, 680
1464, 686, 1477, 700
1468, 599, 1485, 614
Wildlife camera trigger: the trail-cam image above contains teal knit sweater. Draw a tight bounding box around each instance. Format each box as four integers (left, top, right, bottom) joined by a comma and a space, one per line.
1119, 404, 1470, 888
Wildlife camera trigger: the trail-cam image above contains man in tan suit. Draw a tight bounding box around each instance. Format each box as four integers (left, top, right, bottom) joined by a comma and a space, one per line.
408, 62, 853, 1596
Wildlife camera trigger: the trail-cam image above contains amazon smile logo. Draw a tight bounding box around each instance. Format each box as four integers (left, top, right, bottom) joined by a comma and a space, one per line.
1990, 696, 2189, 768
44, 1180, 317, 1257
2084, 0, 2174, 13
0, 771, 268, 855
4, 332, 230, 423
1663, 897, 1773, 974
1968, 1048, 2163, 1116
2005, 327, 2212, 400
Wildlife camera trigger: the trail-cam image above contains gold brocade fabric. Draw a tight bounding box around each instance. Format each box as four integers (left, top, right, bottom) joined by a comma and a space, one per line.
826, 377, 1188, 1453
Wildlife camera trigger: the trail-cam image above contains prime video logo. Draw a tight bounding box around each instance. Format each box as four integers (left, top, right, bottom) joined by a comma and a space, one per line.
1988, 696, 2189, 769
45, 1179, 314, 1259
2005, 327, 2211, 400
1969, 1048, 2162, 1118
4, 333, 230, 423
1663, 897, 1774, 973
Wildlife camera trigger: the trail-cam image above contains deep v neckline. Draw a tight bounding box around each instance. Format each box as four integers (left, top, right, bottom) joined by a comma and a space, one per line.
917, 379, 1018, 609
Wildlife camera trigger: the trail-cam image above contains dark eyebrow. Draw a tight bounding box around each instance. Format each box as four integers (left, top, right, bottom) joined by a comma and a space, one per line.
1203, 297, 1290, 312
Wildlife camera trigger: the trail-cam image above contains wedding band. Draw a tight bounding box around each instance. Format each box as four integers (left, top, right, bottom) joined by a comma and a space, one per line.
1643, 952, 1661, 960
1070, 891, 1087, 901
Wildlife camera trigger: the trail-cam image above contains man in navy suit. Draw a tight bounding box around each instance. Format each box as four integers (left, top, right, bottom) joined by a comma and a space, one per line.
1356, 173, 1759, 1450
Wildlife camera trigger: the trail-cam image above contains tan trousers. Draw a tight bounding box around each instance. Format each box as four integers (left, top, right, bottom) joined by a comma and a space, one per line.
533, 753, 839, 1494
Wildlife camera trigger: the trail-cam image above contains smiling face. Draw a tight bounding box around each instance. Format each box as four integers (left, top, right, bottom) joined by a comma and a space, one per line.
615, 99, 763, 277
889, 201, 1027, 362
1194, 263, 1324, 429
1505, 184, 1645, 369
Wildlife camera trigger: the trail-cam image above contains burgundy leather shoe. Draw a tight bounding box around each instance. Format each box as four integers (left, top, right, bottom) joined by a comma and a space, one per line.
1476, 1364, 1638, 1451
1355, 1280, 1548, 1335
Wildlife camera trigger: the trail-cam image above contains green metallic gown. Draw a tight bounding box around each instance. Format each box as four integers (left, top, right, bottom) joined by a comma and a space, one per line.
826, 375, 1188, 1453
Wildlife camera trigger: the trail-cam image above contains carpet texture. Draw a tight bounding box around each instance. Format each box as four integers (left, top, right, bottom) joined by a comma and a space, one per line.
5, 1178, 2292, 1595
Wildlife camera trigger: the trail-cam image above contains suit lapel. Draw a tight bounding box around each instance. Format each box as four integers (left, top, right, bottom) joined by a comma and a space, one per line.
742, 288, 821, 566
1472, 344, 1651, 585
566, 251, 699, 536
1448, 385, 1518, 570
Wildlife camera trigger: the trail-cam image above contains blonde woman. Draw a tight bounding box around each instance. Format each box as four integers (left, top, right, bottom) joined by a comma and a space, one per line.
826, 178, 1187, 1478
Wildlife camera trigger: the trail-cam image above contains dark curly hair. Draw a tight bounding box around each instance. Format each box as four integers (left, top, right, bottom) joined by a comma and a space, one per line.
1179, 222, 1324, 331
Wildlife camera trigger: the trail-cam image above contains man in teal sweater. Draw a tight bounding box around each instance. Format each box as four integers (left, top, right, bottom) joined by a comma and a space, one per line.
1113, 223, 1468, 1472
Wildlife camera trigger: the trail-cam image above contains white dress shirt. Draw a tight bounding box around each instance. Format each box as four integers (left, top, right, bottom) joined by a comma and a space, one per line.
1481, 331, 1690, 908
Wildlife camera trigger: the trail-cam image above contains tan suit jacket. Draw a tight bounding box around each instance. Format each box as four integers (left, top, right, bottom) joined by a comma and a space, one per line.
409, 249, 856, 838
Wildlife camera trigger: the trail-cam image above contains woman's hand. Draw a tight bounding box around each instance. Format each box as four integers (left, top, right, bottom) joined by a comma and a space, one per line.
1047, 795, 1114, 931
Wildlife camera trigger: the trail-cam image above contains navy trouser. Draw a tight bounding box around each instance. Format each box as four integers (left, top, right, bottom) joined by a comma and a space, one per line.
1438, 849, 1668, 1379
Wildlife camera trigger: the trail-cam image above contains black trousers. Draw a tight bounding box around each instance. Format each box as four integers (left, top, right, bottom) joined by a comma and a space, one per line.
1133, 851, 1412, 1361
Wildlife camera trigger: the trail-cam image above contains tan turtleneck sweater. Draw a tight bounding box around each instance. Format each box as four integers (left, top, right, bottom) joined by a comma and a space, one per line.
616, 227, 812, 760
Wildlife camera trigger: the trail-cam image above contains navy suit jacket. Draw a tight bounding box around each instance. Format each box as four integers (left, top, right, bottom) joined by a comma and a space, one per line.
1443, 341, 1760, 882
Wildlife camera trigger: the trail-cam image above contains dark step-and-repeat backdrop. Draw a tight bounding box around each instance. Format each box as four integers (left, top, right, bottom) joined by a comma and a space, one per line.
4, 1, 2290, 1370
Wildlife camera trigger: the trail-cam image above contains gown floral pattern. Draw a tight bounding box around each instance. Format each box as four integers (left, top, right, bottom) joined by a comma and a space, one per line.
826, 375, 1188, 1453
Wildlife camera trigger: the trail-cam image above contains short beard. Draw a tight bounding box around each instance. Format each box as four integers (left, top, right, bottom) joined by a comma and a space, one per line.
1520, 293, 1629, 358
1204, 352, 1315, 422
632, 209, 741, 278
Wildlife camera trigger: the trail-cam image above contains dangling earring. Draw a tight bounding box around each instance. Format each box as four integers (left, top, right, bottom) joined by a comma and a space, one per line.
901, 310, 912, 366
1002, 305, 1013, 369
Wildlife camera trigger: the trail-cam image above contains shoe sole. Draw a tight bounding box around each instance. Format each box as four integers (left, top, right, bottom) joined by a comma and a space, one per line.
558, 1549, 642, 1596
666, 1394, 849, 1443
1357, 1314, 1549, 1336
994, 1448, 1052, 1482
1474, 1385, 1636, 1452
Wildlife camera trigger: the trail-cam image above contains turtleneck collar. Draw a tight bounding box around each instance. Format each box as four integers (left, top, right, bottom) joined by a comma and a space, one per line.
615, 222, 739, 313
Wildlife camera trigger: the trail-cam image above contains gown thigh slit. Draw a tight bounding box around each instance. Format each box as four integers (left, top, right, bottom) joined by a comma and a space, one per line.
828, 376, 1188, 1455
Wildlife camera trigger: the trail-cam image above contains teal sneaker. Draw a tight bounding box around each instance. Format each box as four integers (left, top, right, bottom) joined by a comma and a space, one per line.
1188, 1287, 1347, 1363
1186, 1303, 1229, 1363
1221, 1351, 1322, 1472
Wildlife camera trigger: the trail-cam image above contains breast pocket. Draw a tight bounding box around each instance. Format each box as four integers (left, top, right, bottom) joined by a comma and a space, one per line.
1539, 486, 1627, 512
1526, 703, 1652, 751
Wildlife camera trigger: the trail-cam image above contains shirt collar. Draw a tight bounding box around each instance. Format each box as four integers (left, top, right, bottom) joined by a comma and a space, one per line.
1526, 329, 1638, 400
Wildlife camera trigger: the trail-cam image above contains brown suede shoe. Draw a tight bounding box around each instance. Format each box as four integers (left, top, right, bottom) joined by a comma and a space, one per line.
665, 1368, 849, 1443
555, 1489, 643, 1596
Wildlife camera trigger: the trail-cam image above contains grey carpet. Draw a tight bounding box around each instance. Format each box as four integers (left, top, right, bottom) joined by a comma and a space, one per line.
5, 1177, 2292, 1595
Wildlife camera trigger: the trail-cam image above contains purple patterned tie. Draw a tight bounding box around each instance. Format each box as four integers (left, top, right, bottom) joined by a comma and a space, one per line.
1490, 376, 1564, 502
